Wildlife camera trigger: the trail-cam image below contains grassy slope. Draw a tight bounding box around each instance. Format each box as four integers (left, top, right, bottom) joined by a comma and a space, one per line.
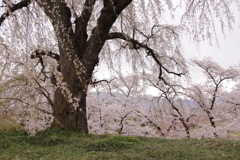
0, 130, 240, 160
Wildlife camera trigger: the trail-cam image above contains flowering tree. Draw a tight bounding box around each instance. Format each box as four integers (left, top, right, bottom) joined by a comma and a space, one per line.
143, 70, 194, 138
218, 85, 240, 136
87, 73, 165, 137
0, 0, 239, 133
187, 58, 240, 137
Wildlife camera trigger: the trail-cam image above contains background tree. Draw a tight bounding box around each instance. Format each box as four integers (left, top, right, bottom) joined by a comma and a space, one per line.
187, 57, 240, 137
87, 73, 165, 137
0, 0, 239, 133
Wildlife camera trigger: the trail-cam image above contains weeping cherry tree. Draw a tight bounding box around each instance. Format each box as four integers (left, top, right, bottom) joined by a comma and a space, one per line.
0, 0, 239, 133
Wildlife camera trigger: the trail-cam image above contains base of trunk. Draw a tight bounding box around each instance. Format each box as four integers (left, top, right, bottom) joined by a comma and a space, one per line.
51, 88, 88, 134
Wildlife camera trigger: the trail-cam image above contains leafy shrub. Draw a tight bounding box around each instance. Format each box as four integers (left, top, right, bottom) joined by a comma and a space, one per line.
0, 114, 23, 133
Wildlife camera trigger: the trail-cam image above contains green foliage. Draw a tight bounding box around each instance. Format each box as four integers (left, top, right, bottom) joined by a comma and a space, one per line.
0, 114, 23, 133
140, 123, 146, 127
0, 129, 240, 160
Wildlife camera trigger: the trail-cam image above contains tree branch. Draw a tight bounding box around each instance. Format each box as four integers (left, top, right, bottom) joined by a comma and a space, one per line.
82, 0, 132, 78
107, 32, 185, 80
31, 50, 60, 61
0, 0, 32, 26
134, 109, 165, 137
33, 78, 55, 109
90, 78, 115, 87
74, 0, 96, 52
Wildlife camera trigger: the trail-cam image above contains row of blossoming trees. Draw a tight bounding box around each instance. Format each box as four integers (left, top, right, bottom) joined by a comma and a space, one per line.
87, 57, 240, 138
1, 54, 240, 138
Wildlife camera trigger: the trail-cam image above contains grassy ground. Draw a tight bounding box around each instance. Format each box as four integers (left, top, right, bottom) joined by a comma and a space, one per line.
0, 129, 240, 160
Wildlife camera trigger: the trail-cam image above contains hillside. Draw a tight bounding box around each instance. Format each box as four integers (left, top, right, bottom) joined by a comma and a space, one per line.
1, 130, 240, 160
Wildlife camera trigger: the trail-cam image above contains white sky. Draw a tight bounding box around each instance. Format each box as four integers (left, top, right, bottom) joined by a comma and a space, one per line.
182, 24, 240, 83
181, 3, 240, 84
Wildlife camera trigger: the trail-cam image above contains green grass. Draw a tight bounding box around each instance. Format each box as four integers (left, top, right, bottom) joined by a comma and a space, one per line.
0, 129, 240, 160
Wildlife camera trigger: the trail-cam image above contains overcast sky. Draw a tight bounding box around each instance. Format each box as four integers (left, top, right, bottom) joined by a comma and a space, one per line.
182, 24, 240, 83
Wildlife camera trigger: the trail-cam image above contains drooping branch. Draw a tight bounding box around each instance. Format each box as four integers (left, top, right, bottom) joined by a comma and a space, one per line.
90, 78, 115, 87
0, 0, 32, 26
30, 50, 60, 81
0, 97, 52, 115
31, 50, 60, 61
226, 101, 240, 106
107, 32, 185, 82
33, 78, 55, 109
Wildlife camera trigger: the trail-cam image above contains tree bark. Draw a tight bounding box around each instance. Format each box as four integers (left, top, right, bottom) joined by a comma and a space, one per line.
52, 86, 88, 133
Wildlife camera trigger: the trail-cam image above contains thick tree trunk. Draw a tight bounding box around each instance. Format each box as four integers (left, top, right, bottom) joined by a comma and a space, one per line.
51, 46, 90, 133
52, 86, 88, 133
37, 0, 132, 133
